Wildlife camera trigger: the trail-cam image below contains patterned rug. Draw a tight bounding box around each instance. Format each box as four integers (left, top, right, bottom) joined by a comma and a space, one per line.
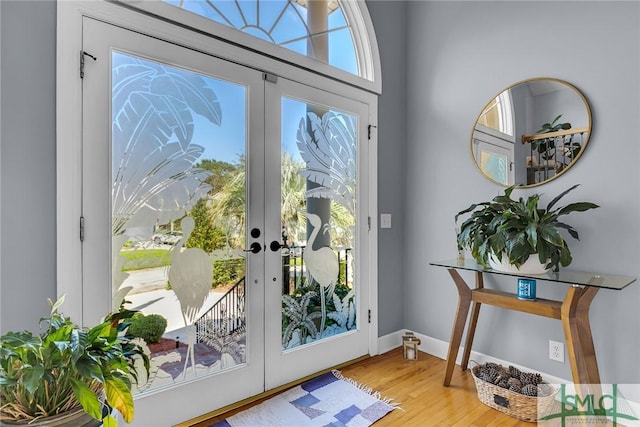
209, 370, 398, 426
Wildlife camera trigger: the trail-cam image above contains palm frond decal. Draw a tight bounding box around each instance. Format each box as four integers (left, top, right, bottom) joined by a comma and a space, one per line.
282, 291, 322, 347
111, 53, 220, 236
296, 111, 356, 214
150, 72, 222, 129
326, 289, 356, 331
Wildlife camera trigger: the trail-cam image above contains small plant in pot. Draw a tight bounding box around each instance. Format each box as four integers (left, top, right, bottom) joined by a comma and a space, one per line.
455, 184, 599, 273
0, 296, 150, 426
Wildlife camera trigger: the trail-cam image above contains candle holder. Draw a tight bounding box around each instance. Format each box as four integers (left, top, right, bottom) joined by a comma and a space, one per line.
402, 332, 421, 360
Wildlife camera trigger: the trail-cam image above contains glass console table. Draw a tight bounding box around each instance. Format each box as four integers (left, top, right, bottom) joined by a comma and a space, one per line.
430, 259, 636, 388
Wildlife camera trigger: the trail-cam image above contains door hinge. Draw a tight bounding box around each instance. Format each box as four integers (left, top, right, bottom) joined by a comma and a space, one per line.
80, 50, 97, 79
263, 72, 278, 83
367, 216, 371, 231
368, 309, 371, 323
80, 216, 85, 242
368, 124, 377, 140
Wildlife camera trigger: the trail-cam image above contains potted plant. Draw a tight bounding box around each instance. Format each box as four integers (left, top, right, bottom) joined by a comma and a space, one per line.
455, 184, 599, 273
0, 296, 150, 426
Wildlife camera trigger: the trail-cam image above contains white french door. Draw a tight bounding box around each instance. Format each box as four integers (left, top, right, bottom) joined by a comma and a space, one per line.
81, 16, 373, 426
82, 17, 265, 425
264, 77, 371, 389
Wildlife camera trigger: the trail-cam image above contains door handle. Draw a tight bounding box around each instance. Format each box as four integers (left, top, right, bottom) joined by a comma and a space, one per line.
245, 242, 263, 254
270, 241, 284, 252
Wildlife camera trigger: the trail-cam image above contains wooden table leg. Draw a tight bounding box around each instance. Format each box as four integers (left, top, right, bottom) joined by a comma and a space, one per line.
561, 285, 600, 389
460, 272, 483, 371
443, 268, 473, 386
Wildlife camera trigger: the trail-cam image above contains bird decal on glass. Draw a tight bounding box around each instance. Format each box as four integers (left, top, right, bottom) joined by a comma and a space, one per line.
299, 209, 339, 336
168, 216, 212, 376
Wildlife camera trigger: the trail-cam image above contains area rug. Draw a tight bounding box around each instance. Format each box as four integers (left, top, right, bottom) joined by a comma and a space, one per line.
209, 370, 399, 426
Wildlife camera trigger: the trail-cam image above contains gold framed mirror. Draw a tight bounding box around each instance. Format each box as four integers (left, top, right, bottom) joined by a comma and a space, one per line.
471, 78, 592, 187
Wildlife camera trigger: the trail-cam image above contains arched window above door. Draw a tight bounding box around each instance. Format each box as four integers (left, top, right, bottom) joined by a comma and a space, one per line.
127, 0, 381, 93
165, 0, 358, 75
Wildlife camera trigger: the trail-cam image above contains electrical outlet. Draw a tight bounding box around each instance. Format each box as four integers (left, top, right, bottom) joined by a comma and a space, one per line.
549, 340, 565, 362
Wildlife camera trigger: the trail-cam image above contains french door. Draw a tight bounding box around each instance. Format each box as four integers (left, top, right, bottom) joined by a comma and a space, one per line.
264, 77, 371, 389
82, 17, 371, 425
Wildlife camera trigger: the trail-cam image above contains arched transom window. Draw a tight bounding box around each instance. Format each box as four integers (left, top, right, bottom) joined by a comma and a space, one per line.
164, 0, 360, 75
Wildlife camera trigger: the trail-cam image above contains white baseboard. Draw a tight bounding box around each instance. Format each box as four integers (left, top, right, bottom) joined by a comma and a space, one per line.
376, 329, 405, 355
377, 329, 571, 384
377, 329, 640, 423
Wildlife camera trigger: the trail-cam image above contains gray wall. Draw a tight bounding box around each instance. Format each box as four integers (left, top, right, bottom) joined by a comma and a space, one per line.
405, 1, 640, 385
0, 0, 57, 332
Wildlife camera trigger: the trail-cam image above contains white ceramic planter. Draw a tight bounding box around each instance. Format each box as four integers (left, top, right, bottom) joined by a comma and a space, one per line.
488, 254, 549, 274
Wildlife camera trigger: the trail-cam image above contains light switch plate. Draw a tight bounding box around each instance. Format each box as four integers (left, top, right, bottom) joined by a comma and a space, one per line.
380, 213, 392, 229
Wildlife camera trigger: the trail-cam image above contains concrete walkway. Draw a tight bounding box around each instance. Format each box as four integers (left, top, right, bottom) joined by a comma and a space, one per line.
122, 267, 228, 335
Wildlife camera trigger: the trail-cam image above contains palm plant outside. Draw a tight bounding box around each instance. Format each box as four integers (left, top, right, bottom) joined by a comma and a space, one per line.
121, 152, 353, 284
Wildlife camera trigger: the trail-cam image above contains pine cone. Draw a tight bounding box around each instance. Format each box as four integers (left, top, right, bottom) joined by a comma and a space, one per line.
520, 372, 543, 386
507, 377, 522, 389
509, 384, 522, 394
521, 384, 538, 397
480, 368, 500, 384
533, 373, 543, 385
509, 365, 522, 379
497, 379, 508, 388
498, 367, 510, 380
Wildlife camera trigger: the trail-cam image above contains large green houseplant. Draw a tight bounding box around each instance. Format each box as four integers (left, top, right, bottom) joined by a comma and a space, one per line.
0, 296, 149, 426
455, 184, 599, 273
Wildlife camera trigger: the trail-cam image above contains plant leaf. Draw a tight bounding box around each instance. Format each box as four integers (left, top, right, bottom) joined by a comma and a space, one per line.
546, 184, 580, 211
557, 202, 599, 216
22, 365, 45, 395
555, 222, 579, 240
71, 378, 103, 420
103, 415, 118, 427
538, 224, 565, 247
559, 246, 573, 267
105, 377, 135, 423
75, 355, 105, 383
50, 295, 66, 314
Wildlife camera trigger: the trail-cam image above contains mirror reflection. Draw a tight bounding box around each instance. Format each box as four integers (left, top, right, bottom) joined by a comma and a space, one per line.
471, 78, 592, 187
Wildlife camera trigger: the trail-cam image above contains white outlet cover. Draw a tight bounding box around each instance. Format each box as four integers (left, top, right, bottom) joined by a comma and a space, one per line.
549, 340, 565, 363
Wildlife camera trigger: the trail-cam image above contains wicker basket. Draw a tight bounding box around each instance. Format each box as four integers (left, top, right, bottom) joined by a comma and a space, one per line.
471, 365, 558, 423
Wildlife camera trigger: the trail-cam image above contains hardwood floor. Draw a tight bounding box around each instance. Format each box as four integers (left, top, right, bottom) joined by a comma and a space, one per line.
179, 348, 553, 426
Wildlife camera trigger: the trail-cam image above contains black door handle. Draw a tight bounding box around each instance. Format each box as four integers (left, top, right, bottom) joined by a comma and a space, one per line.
270, 241, 284, 252
245, 242, 263, 254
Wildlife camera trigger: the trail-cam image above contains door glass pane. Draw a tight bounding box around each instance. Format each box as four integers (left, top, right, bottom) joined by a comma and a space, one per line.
480, 150, 508, 185
280, 97, 357, 350
111, 51, 248, 392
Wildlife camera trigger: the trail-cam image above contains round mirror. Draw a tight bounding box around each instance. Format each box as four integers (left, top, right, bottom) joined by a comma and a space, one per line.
471, 78, 592, 187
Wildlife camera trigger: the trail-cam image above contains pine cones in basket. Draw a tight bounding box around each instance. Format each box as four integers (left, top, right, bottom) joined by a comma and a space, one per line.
473, 363, 553, 398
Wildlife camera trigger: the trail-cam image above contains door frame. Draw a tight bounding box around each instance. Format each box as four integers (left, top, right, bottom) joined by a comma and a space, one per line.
57, 0, 379, 416
472, 125, 515, 186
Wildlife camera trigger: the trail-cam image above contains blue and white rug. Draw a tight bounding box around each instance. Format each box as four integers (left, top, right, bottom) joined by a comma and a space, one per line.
209, 370, 398, 426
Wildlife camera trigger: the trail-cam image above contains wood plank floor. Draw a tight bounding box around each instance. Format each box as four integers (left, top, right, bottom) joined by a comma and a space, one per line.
181, 348, 563, 426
